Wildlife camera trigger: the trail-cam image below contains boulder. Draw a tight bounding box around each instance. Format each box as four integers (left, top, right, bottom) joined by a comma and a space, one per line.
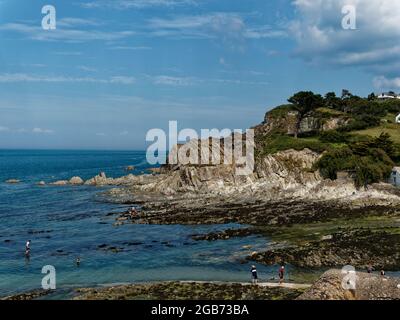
69, 176, 84, 185
125, 166, 135, 171
50, 180, 69, 186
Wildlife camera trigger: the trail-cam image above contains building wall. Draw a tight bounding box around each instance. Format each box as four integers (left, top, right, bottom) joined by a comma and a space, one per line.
389, 170, 400, 187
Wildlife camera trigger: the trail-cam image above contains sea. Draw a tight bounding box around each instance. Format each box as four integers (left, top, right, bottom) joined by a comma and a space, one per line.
0, 149, 319, 298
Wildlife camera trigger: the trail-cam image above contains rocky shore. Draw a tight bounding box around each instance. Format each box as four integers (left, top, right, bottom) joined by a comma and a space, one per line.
74, 281, 304, 300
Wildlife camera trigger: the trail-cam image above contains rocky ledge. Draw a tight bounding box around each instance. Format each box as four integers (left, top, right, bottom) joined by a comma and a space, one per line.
248, 229, 400, 270
74, 281, 304, 300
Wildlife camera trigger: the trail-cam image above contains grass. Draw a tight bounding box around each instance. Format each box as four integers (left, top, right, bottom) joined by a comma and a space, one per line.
353, 122, 400, 143
259, 134, 345, 156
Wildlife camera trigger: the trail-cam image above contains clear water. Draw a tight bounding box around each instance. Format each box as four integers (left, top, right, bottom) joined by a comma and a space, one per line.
0, 150, 309, 298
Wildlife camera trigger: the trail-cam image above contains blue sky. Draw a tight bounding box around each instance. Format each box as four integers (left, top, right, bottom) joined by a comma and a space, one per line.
0, 0, 397, 149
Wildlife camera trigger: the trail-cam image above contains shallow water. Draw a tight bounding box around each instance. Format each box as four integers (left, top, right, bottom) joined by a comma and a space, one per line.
0, 150, 315, 298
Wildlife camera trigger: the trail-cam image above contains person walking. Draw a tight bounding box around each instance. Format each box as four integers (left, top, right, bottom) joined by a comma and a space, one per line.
251, 265, 258, 285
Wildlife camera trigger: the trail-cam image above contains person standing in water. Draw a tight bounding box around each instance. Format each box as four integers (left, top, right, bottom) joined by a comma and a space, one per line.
279, 265, 285, 284
76, 257, 81, 267
251, 265, 258, 285
25, 240, 31, 257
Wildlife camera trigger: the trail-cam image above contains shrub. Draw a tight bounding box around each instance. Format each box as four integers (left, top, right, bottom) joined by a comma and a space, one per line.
319, 130, 350, 143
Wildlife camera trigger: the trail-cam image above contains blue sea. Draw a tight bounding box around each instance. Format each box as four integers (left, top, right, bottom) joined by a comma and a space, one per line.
0, 150, 317, 298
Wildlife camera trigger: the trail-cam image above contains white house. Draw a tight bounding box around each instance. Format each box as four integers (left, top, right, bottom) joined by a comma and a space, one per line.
378, 92, 399, 100
396, 113, 400, 124
389, 167, 400, 187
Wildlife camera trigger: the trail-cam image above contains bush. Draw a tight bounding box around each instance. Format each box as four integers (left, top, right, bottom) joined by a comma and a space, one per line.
315, 136, 395, 187
319, 130, 350, 143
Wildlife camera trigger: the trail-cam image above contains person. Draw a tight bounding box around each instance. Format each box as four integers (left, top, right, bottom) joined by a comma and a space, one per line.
367, 264, 374, 274
25, 240, 31, 257
76, 257, 81, 267
381, 269, 385, 277
251, 265, 258, 285
279, 265, 285, 284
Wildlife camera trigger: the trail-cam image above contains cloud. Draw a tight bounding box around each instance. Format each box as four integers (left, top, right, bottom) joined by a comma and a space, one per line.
53, 51, 82, 56
149, 74, 269, 86
0, 73, 136, 85
152, 75, 195, 86
146, 13, 286, 40
291, 0, 400, 87
0, 23, 135, 42
0, 126, 9, 132
32, 128, 54, 134
77, 66, 97, 72
109, 76, 136, 84
108, 46, 152, 50
96, 132, 106, 136
373, 76, 400, 90
80, 0, 196, 9
120, 130, 129, 136
57, 17, 103, 28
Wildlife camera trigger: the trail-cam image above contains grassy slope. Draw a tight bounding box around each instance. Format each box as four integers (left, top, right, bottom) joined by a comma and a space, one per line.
353, 113, 400, 143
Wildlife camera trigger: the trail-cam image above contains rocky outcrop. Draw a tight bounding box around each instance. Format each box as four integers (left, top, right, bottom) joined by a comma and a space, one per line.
248, 229, 400, 270
298, 269, 400, 300
50, 180, 68, 186
255, 107, 350, 137
69, 176, 84, 185
5, 179, 20, 184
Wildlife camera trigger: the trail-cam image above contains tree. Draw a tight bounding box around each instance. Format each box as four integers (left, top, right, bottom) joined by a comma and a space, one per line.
341, 89, 353, 99
373, 132, 396, 159
324, 92, 342, 110
288, 91, 323, 138
367, 92, 376, 101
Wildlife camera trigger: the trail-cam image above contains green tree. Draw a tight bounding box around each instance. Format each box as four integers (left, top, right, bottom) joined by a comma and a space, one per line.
288, 91, 323, 138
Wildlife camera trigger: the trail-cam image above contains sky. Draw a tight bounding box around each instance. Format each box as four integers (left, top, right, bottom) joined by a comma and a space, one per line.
0, 0, 398, 150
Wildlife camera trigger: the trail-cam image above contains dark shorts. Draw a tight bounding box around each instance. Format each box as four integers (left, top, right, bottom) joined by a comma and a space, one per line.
252, 273, 258, 279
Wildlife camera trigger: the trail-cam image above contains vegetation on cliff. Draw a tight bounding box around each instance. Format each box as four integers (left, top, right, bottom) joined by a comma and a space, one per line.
258, 90, 400, 186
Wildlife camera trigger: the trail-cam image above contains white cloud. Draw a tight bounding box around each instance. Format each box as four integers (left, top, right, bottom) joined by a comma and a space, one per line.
0, 126, 9, 132
146, 13, 286, 40
57, 17, 102, 28
32, 127, 54, 134
108, 46, 152, 50
0, 23, 135, 42
109, 76, 136, 84
0, 73, 135, 85
152, 75, 195, 86
291, 0, 400, 86
80, 0, 196, 9
77, 66, 97, 72
96, 132, 106, 136
120, 130, 129, 136
373, 76, 400, 90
